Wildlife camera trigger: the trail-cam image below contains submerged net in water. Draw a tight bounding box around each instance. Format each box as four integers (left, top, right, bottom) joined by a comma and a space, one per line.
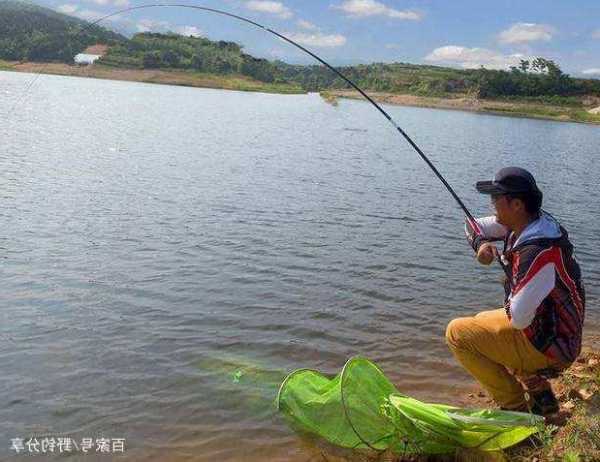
276, 357, 543, 455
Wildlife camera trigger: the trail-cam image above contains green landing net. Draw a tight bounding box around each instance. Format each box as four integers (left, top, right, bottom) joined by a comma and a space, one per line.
276, 357, 544, 455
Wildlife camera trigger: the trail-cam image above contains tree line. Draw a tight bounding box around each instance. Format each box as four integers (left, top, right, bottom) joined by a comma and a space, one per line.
100, 32, 286, 84
1, 0, 599, 99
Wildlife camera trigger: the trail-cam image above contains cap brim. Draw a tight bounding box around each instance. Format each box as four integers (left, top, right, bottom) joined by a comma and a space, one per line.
476, 181, 507, 195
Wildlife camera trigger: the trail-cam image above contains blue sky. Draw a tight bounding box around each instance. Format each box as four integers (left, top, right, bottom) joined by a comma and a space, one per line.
38, 0, 600, 77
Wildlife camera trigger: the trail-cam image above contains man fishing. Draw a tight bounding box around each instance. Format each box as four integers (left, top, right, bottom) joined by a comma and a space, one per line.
446, 167, 585, 416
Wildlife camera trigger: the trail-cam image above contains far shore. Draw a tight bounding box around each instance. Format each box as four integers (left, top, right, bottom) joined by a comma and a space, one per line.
0, 60, 305, 95
2, 60, 600, 125
323, 90, 600, 125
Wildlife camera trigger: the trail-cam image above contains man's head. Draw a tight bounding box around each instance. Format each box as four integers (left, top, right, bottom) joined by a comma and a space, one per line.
476, 167, 543, 229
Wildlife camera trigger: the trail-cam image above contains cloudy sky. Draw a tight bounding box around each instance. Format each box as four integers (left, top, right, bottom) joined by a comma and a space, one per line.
40, 0, 600, 76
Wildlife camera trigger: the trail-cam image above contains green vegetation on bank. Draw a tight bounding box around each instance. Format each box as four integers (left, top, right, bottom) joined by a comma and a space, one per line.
1, 0, 600, 124
0, 0, 124, 62
481, 105, 600, 124
101, 32, 290, 85
3, 0, 600, 99
102, 34, 600, 101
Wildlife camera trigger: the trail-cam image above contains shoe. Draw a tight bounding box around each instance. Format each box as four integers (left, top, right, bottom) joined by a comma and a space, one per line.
529, 388, 559, 416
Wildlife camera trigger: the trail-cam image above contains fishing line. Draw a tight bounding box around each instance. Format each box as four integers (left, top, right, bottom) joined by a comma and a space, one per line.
10, 2, 511, 277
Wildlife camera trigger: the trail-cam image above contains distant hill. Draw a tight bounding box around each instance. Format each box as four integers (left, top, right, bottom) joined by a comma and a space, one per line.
1, 0, 599, 100
101, 33, 479, 91
101, 32, 286, 84
103, 35, 600, 98
0, 0, 125, 62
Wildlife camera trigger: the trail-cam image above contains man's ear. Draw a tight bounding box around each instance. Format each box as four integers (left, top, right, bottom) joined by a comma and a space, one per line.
512, 197, 526, 213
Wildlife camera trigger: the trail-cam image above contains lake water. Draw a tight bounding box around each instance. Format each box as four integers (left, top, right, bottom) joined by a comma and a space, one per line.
1, 71, 599, 461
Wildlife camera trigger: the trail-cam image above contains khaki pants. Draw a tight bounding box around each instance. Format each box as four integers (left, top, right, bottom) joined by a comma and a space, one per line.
446, 308, 559, 409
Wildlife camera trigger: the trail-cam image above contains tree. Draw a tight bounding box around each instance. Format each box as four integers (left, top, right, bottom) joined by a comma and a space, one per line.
191, 54, 203, 70
142, 51, 162, 68
160, 49, 180, 67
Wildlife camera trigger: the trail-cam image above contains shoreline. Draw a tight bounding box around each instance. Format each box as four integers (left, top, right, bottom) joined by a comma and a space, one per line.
0, 60, 305, 95
2, 60, 600, 125
323, 90, 600, 125
318, 336, 600, 461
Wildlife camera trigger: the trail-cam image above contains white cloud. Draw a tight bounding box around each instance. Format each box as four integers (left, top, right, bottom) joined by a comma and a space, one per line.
498, 23, 554, 44
333, 0, 421, 20
582, 68, 600, 75
425, 45, 526, 70
137, 18, 171, 32
592, 29, 600, 39
245, 1, 293, 19
74, 9, 106, 21
385, 43, 401, 49
285, 31, 347, 47
174, 25, 203, 37
297, 19, 318, 30
56, 4, 129, 23
84, 0, 130, 6
57, 4, 78, 14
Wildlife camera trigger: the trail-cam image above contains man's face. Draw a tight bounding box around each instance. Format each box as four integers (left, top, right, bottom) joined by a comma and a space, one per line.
491, 194, 516, 227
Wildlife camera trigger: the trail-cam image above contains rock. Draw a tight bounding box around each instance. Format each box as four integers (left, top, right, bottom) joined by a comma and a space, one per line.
588, 106, 600, 115
563, 400, 575, 410
569, 388, 594, 400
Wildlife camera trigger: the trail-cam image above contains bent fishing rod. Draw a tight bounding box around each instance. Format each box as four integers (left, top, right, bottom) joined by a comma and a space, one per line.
15, 3, 509, 277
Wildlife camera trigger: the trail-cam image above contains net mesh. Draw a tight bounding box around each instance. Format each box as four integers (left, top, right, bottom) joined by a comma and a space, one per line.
277, 357, 544, 455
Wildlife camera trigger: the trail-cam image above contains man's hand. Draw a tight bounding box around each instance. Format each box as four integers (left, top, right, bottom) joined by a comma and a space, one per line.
477, 242, 498, 266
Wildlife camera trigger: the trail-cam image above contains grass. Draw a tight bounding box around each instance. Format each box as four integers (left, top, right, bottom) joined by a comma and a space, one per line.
481, 104, 600, 124
0, 59, 14, 70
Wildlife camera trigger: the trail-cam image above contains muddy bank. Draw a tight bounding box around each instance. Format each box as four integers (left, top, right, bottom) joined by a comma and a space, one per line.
0, 61, 304, 94
324, 90, 600, 125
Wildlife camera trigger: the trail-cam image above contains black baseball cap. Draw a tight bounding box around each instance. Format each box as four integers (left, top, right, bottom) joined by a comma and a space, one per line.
476, 167, 541, 195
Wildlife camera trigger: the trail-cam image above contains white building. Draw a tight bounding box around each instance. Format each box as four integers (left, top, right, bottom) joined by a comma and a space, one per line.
74, 53, 101, 65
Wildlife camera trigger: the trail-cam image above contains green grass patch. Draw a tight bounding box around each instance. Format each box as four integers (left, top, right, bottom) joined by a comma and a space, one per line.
0, 59, 15, 70
491, 94, 584, 107
480, 104, 600, 124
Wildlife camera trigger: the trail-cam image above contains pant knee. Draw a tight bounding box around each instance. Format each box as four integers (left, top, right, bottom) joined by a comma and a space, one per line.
445, 317, 472, 349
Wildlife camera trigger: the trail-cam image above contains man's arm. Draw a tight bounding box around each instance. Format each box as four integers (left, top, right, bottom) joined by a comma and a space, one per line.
465, 216, 508, 261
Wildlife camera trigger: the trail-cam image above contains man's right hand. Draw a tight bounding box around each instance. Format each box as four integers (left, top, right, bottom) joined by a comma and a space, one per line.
477, 242, 498, 266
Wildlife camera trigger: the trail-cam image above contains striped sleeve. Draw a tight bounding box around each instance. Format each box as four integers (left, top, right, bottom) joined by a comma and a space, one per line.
465, 216, 508, 252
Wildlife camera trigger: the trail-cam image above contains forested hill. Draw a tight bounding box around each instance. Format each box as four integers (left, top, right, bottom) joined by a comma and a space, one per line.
2, 0, 600, 100
0, 0, 124, 61
103, 35, 600, 98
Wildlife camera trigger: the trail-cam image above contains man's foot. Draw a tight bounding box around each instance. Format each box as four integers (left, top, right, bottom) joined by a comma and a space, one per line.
529, 388, 560, 416
500, 388, 560, 417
